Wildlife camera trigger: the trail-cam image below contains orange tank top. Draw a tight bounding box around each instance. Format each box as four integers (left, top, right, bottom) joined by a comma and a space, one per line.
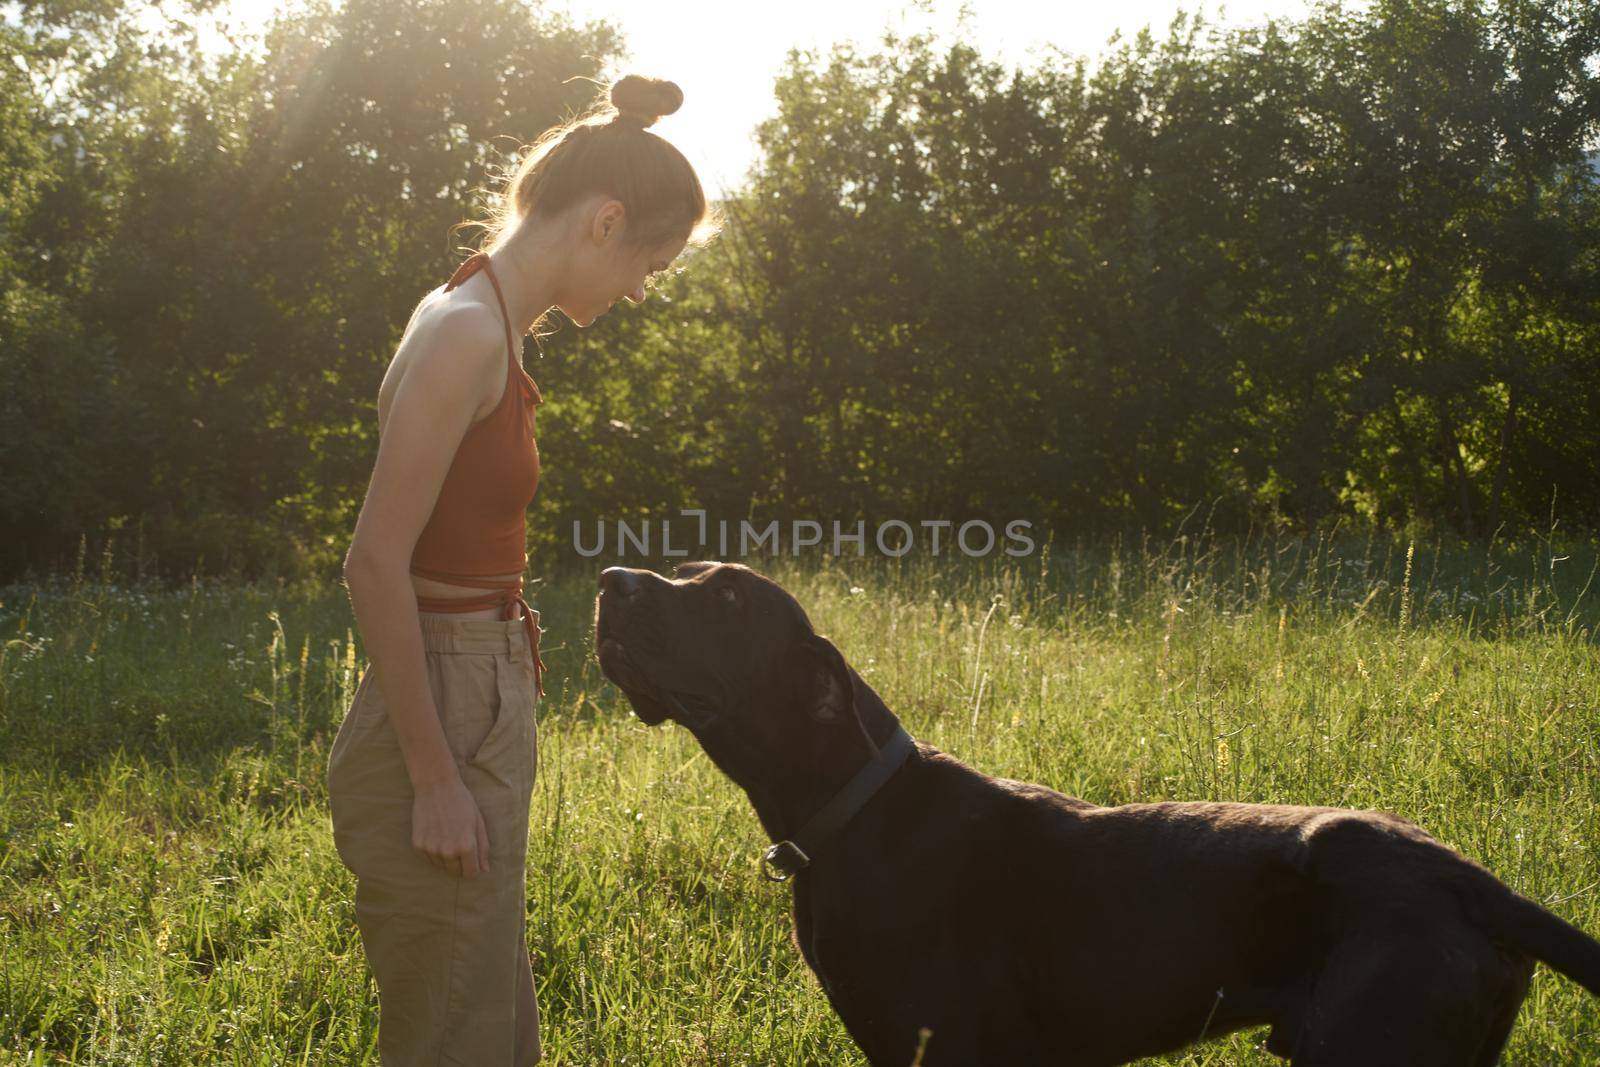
408, 251, 546, 695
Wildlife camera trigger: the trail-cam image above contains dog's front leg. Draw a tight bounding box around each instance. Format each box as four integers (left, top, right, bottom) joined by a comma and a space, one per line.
809, 932, 1033, 1066
803, 929, 946, 1065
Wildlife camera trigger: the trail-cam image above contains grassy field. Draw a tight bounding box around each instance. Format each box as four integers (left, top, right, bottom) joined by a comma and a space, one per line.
2, 528, 1598, 1065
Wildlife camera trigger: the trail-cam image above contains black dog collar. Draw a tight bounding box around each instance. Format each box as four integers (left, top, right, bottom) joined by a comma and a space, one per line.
762, 726, 916, 882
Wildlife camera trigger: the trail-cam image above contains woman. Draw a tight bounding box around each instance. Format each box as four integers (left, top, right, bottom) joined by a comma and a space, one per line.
327, 74, 719, 1065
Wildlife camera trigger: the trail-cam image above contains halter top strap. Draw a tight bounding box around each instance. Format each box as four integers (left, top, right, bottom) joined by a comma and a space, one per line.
445, 252, 543, 405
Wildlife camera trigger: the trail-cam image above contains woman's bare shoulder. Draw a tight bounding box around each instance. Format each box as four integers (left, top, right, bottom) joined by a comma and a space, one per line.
379, 288, 509, 428
398, 284, 509, 369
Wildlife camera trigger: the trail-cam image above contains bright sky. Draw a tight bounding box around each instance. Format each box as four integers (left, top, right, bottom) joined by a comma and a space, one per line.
205, 0, 1330, 197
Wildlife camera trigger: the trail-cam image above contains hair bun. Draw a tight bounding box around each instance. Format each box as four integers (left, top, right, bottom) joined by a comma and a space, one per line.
609, 75, 683, 129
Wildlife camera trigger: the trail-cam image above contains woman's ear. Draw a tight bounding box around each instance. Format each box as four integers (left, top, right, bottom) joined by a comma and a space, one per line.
592, 198, 626, 244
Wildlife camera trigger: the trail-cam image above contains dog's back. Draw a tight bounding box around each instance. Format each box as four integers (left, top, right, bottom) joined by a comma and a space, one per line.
883, 751, 1600, 1064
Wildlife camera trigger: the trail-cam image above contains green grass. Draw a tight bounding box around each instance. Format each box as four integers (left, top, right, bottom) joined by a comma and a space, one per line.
1, 528, 1598, 1064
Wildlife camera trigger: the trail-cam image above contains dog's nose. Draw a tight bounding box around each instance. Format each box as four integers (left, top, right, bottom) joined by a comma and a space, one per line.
600, 567, 644, 598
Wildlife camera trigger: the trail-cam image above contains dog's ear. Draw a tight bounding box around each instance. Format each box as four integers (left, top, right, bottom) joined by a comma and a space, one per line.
794, 633, 856, 726
789, 633, 883, 759
672, 560, 718, 580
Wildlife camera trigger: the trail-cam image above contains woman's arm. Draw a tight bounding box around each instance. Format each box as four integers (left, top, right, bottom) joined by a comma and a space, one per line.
342, 301, 506, 879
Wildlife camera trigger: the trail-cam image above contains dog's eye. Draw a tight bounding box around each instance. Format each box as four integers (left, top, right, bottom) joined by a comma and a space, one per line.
716, 585, 738, 605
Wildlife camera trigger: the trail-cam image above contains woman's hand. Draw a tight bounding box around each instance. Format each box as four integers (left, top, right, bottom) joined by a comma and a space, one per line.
412, 772, 491, 879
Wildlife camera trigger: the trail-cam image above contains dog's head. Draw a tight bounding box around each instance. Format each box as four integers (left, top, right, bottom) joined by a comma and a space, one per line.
594, 561, 878, 780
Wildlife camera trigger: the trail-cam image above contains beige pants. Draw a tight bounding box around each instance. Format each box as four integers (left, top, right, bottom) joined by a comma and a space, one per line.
328, 612, 542, 1066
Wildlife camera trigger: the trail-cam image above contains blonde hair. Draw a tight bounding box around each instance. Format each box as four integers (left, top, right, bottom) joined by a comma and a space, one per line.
472, 75, 721, 257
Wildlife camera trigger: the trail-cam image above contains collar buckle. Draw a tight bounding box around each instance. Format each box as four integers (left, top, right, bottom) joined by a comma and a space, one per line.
761, 840, 810, 882
756, 725, 916, 885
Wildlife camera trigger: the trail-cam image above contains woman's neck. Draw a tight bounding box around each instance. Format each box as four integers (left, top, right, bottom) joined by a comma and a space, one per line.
485, 226, 567, 335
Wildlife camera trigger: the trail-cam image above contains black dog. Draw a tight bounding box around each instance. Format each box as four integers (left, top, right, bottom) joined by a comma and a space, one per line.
594, 561, 1600, 1065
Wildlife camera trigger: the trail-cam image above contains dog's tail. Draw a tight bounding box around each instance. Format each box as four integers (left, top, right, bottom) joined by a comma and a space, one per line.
1479, 875, 1600, 997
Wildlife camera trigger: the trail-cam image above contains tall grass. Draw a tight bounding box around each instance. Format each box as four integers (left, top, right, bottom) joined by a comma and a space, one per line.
1, 526, 1596, 1064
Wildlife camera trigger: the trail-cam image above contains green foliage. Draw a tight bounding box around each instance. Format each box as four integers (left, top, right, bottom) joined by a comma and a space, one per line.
1, 0, 623, 578
668, 1, 1600, 541
1, 0, 1598, 580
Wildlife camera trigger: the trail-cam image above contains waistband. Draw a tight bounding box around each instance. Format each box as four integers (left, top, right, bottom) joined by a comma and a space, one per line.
418, 610, 541, 656
414, 584, 546, 697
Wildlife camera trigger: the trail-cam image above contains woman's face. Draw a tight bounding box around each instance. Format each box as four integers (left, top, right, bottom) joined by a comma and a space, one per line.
561, 199, 688, 328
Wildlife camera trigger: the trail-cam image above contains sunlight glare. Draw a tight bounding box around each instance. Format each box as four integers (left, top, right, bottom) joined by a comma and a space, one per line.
199, 0, 1326, 197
